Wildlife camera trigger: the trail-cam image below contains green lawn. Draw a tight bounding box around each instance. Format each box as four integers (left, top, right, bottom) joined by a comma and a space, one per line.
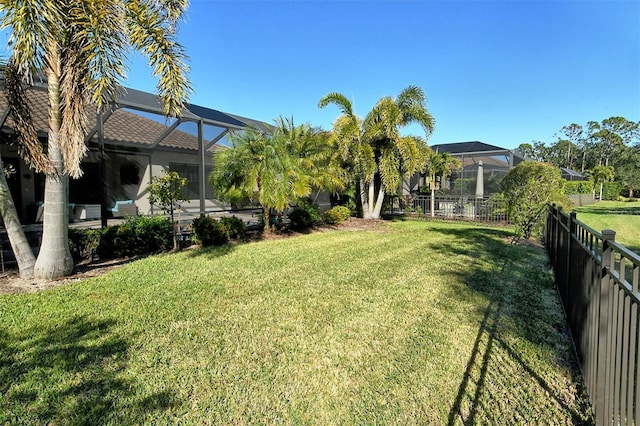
573, 201, 640, 253
0, 221, 592, 424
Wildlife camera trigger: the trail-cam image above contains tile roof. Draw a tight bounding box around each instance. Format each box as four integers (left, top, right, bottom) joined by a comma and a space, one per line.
0, 86, 260, 152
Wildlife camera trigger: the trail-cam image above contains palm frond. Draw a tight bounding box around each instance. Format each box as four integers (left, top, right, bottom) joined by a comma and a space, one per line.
127, 0, 191, 117
2, 59, 53, 174
0, 0, 58, 81
67, 0, 128, 111
318, 92, 354, 118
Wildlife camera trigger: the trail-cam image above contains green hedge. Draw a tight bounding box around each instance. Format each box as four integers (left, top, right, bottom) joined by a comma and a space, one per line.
563, 180, 592, 194
69, 216, 173, 262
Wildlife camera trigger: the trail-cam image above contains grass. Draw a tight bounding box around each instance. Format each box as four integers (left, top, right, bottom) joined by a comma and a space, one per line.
573, 200, 640, 253
0, 220, 593, 424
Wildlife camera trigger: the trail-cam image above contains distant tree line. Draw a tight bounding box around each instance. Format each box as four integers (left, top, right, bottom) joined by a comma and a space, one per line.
517, 117, 640, 197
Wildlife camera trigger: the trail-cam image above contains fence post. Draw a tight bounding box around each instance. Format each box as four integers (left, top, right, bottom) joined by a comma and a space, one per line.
597, 229, 616, 425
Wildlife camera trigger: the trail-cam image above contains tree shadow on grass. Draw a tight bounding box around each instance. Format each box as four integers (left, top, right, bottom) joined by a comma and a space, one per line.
185, 243, 237, 260
424, 226, 594, 424
0, 315, 181, 424
576, 205, 640, 216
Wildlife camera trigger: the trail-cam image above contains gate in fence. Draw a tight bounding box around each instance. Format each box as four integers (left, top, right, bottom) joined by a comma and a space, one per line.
546, 204, 640, 425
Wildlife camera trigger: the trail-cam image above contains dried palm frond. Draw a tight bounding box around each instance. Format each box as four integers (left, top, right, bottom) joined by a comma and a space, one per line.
59, 44, 89, 178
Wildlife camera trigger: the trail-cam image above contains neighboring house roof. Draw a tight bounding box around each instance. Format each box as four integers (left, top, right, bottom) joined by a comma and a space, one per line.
560, 167, 585, 180
0, 85, 267, 152
431, 141, 512, 155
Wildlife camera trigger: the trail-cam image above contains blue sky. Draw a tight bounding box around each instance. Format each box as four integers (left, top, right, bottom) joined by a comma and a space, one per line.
124, 0, 637, 149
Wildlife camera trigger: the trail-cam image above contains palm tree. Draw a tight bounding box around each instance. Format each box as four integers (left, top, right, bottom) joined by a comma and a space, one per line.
591, 165, 615, 201
424, 150, 460, 217
210, 118, 342, 233
0, 156, 36, 278
0, 0, 191, 279
0, 60, 48, 278
319, 86, 434, 219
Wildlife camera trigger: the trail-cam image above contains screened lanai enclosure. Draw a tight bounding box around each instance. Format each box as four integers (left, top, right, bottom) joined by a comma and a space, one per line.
0, 81, 270, 227
397, 141, 526, 221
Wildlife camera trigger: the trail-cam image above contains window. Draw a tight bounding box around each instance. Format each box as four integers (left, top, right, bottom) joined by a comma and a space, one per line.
120, 162, 140, 185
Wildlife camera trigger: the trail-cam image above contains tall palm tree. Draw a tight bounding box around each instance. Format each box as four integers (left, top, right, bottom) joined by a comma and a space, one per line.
211, 119, 341, 233
0, 0, 191, 279
424, 150, 460, 217
319, 86, 434, 219
0, 156, 36, 278
0, 59, 49, 278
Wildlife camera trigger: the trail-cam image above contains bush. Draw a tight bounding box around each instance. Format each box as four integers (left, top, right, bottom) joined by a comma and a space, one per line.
68, 228, 101, 262
96, 216, 172, 259
288, 205, 321, 230
220, 216, 247, 239
501, 161, 567, 239
126, 215, 173, 254
564, 180, 592, 194
192, 216, 228, 247
324, 205, 351, 225
603, 181, 623, 200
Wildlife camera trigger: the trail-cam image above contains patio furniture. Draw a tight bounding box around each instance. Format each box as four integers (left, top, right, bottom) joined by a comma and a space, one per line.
75, 204, 102, 220
109, 200, 138, 218
35, 202, 77, 222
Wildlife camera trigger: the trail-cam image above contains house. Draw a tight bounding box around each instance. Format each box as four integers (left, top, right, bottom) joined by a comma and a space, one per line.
0, 83, 268, 224
406, 141, 526, 198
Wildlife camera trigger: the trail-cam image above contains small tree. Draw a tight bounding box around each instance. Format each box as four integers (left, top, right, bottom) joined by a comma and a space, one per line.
501, 161, 566, 239
424, 150, 460, 217
590, 165, 615, 201
148, 171, 188, 250
210, 118, 343, 233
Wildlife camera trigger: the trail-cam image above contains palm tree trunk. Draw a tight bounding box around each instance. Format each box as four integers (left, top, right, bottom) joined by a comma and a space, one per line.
34, 48, 74, 279
360, 177, 372, 219
372, 185, 385, 219
170, 202, 178, 251
599, 182, 603, 201
430, 187, 436, 218
0, 156, 35, 278
263, 208, 272, 234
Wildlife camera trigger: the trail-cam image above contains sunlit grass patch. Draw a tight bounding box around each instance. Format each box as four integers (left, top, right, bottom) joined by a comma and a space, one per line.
574, 200, 640, 253
0, 220, 592, 424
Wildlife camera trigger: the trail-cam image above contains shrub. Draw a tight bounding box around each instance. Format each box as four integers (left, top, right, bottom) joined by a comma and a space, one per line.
192, 216, 228, 247
564, 180, 592, 194
288, 205, 321, 230
125, 215, 173, 254
324, 205, 351, 225
220, 216, 247, 239
603, 181, 623, 201
96, 216, 173, 259
96, 225, 123, 259
68, 228, 101, 262
501, 161, 567, 239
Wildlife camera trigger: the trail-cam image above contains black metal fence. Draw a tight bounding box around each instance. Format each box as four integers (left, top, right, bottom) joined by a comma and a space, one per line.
546, 204, 640, 425
387, 195, 509, 224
